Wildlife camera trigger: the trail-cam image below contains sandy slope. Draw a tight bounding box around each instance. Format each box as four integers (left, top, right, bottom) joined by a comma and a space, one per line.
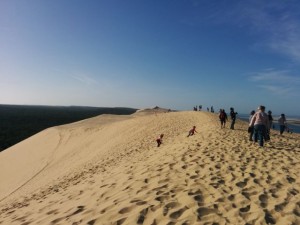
0, 111, 299, 225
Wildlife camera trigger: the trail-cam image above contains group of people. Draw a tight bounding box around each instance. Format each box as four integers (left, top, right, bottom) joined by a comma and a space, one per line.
248, 105, 288, 147
193, 105, 215, 113
218, 107, 238, 130
156, 106, 289, 148
218, 105, 289, 147
193, 105, 202, 111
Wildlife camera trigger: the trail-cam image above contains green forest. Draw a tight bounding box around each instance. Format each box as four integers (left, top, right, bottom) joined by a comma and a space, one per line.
0, 105, 137, 152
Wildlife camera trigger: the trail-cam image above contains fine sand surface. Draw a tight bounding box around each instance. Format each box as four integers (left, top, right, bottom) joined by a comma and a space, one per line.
0, 110, 300, 225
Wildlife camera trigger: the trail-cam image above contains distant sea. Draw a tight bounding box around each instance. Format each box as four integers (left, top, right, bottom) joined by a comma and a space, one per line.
238, 113, 300, 134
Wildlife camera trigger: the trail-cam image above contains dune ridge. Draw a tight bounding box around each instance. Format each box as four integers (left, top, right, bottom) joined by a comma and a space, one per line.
0, 111, 300, 225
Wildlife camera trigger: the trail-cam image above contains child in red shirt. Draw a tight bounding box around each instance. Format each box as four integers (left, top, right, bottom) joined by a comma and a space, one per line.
156, 134, 164, 147
187, 126, 197, 137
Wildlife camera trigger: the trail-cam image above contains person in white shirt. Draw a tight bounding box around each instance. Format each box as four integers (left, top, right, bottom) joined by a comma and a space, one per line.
249, 106, 269, 147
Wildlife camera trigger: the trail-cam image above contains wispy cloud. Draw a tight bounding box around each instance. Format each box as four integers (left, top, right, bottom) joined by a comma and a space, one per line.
201, 1, 300, 64
249, 68, 300, 96
70, 74, 98, 86
234, 1, 300, 63
257, 84, 294, 96
249, 69, 300, 83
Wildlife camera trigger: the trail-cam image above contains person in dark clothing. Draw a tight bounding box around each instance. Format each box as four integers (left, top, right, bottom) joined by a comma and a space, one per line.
265, 110, 273, 140
278, 114, 287, 135
230, 107, 238, 130
219, 109, 227, 128
267, 110, 274, 130
248, 110, 255, 141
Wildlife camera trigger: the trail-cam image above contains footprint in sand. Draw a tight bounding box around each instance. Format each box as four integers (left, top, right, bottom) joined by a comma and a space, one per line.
227, 194, 235, 201
274, 202, 287, 212
190, 175, 199, 179
165, 202, 181, 209
236, 180, 247, 188
289, 188, 299, 196
249, 172, 256, 178
241, 191, 251, 200
67, 205, 85, 217
116, 218, 126, 225
293, 205, 300, 217
169, 207, 188, 219
269, 188, 279, 198
239, 204, 251, 213
51, 217, 65, 224
253, 178, 261, 185
163, 202, 180, 216
130, 199, 146, 204
196, 207, 217, 220
264, 210, 276, 224
169, 163, 176, 170
259, 194, 268, 208
266, 175, 273, 184
118, 205, 135, 214
46, 209, 59, 215
182, 165, 188, 169
286, 175, 296, 183
137, 208, 148, 224
155, 195, 170, 203
194, 194, 204, 206
136, 201, 148, 206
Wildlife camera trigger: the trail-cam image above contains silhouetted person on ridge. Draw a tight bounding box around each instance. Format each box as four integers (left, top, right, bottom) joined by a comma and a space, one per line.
230, 107, 238, 130
219, 109, 227, 129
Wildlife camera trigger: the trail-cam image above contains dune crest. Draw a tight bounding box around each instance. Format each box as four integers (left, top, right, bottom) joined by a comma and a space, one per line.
1, 111, 300, 225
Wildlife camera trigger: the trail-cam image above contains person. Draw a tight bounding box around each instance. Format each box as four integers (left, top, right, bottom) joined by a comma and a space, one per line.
278, 114, 287, 135
249, 105, 269, 147
156, 134, 164, 147
187, 126, 197, 137
267, 111, 274, 129
230, 107, 238, 130
248, 110, 255, 141
219, 109, 227, 128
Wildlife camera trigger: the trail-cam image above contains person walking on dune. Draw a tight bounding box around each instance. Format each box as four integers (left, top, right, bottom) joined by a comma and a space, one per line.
266, 110, 274, 139
278, 114, 287, 135
249, 105, 269, 147
187, 126, 197, 137
156, 134, 164, 147
230, 107, 238, 130
248, 110, 255, 141
219, 109, 227, 128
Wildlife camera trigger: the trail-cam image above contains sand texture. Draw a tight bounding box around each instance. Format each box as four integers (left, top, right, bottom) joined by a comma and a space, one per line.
0, 111, 300, 225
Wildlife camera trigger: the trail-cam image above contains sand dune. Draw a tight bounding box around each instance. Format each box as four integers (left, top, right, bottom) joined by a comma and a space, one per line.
0, 110, 300, 225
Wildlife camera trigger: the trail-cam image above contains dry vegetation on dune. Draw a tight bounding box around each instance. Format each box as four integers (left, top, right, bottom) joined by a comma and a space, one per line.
0, 110, 300, 225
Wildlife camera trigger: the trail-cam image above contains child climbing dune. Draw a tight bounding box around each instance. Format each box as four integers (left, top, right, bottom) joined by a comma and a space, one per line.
187, 126, 197, 137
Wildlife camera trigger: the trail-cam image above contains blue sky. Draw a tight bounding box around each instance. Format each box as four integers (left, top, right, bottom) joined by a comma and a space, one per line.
1, 0, 300, 115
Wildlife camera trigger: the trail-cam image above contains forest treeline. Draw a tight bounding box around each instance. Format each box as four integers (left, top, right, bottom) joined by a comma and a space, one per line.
0, 105, 137, 152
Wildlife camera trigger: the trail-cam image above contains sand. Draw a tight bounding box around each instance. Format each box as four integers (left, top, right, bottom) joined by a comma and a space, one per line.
0, 110, 299, 225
